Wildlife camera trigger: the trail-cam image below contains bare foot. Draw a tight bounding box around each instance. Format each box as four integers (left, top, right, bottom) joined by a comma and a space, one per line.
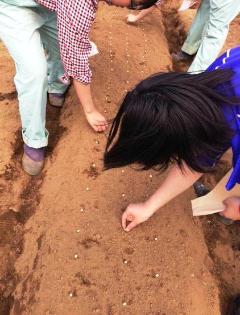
127, 14, 139, 23
85, 110, 108, 132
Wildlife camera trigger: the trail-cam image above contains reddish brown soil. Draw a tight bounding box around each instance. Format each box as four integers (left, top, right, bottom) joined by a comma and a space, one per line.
0, 3, 239, 315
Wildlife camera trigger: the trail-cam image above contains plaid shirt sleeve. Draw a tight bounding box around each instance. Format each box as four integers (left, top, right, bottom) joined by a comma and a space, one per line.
36, 0, 97, 84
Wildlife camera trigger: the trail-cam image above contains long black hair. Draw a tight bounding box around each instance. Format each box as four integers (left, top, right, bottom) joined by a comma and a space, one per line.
104, 69, 239, 173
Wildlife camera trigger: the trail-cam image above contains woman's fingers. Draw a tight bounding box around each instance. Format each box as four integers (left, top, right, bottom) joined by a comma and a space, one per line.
122, 211, 128, 230
122, 211, 138, 232
125, 220, 138, 232
85, 111, 108, 132
93, 122, 108, 132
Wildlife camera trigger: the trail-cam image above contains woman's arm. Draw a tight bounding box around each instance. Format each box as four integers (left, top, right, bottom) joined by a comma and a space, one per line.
73, 80, 108, 132
122, 163, 202, 231
145, 163, 202, 213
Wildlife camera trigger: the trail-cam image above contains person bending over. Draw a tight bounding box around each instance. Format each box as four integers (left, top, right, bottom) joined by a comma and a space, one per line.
104, 46, 240, 231
126, 0, 198, 24
0, 0, 158, 176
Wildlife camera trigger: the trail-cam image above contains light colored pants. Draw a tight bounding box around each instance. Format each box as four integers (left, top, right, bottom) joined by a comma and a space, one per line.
0, 1, 67, 148
182, 0, 240, 72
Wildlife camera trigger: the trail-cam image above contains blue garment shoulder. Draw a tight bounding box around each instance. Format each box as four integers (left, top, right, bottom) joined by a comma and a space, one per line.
207, 46, 240, 190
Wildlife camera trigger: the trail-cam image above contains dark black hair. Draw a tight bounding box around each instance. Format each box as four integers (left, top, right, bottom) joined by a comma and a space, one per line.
104, 69, 239, 173
134, 0, 159, 10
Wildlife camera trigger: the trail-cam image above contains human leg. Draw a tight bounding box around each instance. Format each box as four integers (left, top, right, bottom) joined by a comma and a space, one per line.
181, 0, 210, 55
37, 7, 68, 96
0, 2, 49, 149
188, 0, 240, 72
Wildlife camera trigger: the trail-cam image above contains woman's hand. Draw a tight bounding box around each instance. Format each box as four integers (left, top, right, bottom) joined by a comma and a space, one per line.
85, 110, 108, 132
220, 197, 240, 221
122, 202, 155, 232
73, 79, 108, 132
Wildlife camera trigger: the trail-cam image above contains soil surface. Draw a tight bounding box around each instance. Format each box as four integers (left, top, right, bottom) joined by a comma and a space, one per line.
0, 3, 240, 315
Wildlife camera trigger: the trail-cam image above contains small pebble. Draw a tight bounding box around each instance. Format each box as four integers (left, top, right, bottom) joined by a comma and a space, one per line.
155, 273, 160, 278
80, 208, 84, 212
95, 233, 102, 240
76, 229, 80, 233
121, 169, 125, 173
95, 140, 99, 144
154, 237, 158, 241
74, 254, 78, 259
69, 293, 73, 297
149, 174, 153, 178
122, 193, 126, 198
123, 259, 128, 264
86, 187, 90, 191
122, 302, 127, 306
92, 163, 96, 168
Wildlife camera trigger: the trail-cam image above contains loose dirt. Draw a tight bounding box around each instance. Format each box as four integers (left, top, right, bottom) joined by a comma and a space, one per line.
0, 2, 239, 315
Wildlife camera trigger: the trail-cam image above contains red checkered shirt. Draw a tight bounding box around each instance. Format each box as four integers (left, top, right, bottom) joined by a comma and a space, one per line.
36, 0, 98, 84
